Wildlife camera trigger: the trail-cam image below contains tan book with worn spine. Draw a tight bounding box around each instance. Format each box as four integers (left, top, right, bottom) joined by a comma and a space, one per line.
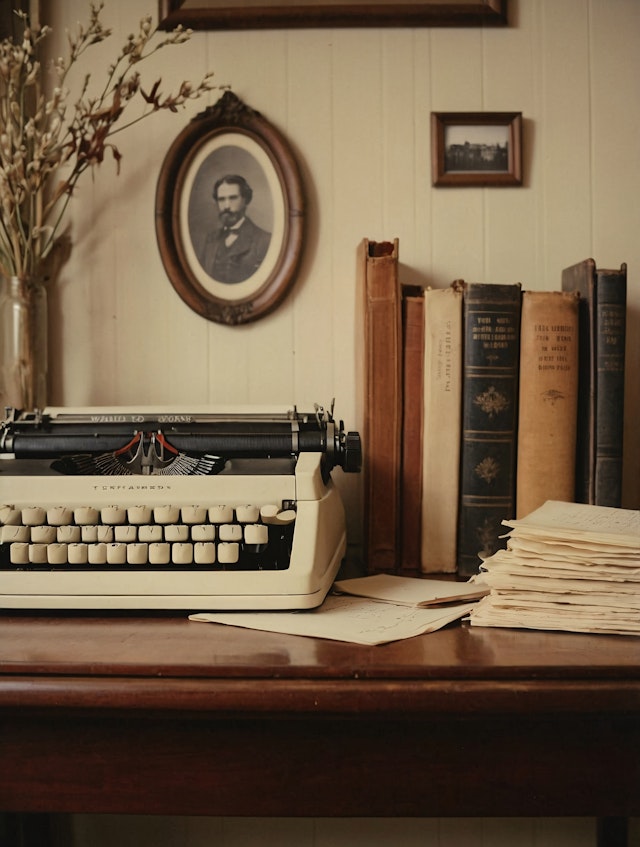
516, 290, 580, 518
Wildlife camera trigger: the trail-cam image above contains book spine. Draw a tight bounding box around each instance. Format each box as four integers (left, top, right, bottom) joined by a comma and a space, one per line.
456, 282, 522, 577
420, 285, 463, 573
561, 259, 596, 504
400, 293, 425, 574
516, 291, 580, 518
359, 238, 402, 573
594, 264, 627, 507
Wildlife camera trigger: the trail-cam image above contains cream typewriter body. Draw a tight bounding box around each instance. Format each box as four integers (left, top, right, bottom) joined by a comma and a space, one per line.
0, 405, 361, 610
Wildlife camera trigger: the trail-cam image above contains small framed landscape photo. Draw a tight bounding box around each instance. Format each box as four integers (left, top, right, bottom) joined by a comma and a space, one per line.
431, 111, 522, 187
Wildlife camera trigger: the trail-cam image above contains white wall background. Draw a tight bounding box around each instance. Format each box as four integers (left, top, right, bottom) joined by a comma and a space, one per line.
40, 0, 639, 844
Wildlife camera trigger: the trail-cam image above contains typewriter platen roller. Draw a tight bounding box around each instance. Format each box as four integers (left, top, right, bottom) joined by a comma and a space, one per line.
0, 404, 361, 611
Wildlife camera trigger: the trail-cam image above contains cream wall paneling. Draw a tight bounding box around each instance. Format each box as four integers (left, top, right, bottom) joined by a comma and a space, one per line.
43, 0, 640, 515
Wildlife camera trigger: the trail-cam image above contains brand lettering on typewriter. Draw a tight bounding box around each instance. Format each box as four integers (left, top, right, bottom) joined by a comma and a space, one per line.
91, 483, 173, 492
89, 414, 194, 423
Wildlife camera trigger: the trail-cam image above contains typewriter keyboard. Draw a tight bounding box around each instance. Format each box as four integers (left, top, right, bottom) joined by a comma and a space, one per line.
0, 502, 296, 570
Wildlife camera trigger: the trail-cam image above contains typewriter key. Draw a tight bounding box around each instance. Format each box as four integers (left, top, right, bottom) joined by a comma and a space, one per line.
218, 542, 239, 565
10, 542, 30, 565
192, 524, 216, 542
68, 543, 89, 565
181, 505, 207, 525
172, 543, 193, 565
106, 543, 127, 565
47, 506, 73, 527
165, 525, 189, 542
127, 543, 148, 565
22, 506, 47, 526
194, 542, 216, 565
208, 505, 234, 523
47, 543, 68, 565
128, 505, 152, 525
74, 507, 100, 526
149, 542, 171, 565
236, 505, 260, 523
154, 505, 180, 525
2, 525, 30, 544
29, 543, 48, 565
88, 543, 108, 565
57, 525, 81, 544
219, 524, 242, 542
101, 506, 127, 525
32, 525, 56, 544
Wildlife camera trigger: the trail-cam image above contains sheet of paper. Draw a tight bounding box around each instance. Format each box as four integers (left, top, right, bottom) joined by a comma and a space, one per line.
189, 595, 476, 646
332, 574, 489, 606
471, 596, 640, 636
504, 500, 640, 549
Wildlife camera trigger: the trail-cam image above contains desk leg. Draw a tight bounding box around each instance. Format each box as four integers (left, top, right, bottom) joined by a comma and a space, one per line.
597, 817, 628, 847
1, 813, 55, 847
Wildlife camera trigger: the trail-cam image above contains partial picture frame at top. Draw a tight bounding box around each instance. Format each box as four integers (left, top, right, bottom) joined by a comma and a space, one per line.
431, 111, 523, 187
158, 0, 508, 31
155, 91, 305, 325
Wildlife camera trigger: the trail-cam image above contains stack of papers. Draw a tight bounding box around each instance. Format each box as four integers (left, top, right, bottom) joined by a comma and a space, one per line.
190, 575, 488, 646
469, 500, 640, 636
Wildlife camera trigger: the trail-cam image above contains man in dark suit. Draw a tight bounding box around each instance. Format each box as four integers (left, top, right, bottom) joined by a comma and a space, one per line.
201, 174, 271, 284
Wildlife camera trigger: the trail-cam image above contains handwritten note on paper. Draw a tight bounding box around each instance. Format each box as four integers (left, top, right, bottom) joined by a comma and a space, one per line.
189, 595, 476, 646
505, 500, 640, 548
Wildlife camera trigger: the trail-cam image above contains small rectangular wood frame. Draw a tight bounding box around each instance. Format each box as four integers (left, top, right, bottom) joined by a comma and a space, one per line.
431, 111, 522, 187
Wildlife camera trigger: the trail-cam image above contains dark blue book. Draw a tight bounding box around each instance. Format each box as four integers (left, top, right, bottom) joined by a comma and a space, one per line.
561, 259, 627, 507
456, 281, 522, 577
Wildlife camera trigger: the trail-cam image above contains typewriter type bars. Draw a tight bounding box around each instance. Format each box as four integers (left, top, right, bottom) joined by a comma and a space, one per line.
0, 405, 361, 610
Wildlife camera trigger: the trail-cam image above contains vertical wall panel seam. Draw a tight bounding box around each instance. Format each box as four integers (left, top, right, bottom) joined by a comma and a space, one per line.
587, 0, 594, 247
427, 27, 434, 281
536, 0, 546, 290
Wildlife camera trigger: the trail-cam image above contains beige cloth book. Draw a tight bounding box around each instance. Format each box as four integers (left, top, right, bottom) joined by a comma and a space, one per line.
516, 291, 579, 518
420, 284, 463, 573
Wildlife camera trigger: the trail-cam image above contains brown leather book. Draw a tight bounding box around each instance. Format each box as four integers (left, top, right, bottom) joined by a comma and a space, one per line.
358, 238, 402, 573
516, 290, 580, 518
400, 292, 425, 574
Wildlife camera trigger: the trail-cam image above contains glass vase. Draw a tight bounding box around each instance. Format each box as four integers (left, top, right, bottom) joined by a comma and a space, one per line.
0, 275, 48, 413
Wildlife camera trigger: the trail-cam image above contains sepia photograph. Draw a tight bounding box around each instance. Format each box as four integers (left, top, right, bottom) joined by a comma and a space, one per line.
155, 91, 305, 325
431, 111, 522, 186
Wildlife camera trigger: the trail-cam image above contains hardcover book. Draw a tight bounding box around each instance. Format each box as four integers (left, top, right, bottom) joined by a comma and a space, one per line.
358, 238, 402, 573
456, 281, 522, 577
400, 292, 425, 574
516, 290, 580, 518
421, 284, 463, 573
561, 259, 627, 507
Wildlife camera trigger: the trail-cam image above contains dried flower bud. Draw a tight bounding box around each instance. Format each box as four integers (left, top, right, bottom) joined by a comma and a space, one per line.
0, 2, 219, 278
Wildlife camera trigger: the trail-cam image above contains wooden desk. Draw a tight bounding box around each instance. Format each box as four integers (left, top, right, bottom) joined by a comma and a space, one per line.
0, 614, 638, 845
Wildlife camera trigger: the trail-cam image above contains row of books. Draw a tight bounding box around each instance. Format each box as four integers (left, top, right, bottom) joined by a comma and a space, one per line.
358, 238, 627, 577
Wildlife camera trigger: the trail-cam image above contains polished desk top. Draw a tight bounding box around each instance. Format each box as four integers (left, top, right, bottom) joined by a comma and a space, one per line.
0, 613, 639, 713
0, 614, 639, 820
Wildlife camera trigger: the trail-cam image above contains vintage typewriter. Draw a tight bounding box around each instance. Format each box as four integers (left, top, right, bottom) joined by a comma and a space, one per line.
0, 404, 361, 610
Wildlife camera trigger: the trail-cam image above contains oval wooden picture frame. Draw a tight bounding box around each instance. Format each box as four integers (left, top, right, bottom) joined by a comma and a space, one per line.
155, 91, 305, 325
